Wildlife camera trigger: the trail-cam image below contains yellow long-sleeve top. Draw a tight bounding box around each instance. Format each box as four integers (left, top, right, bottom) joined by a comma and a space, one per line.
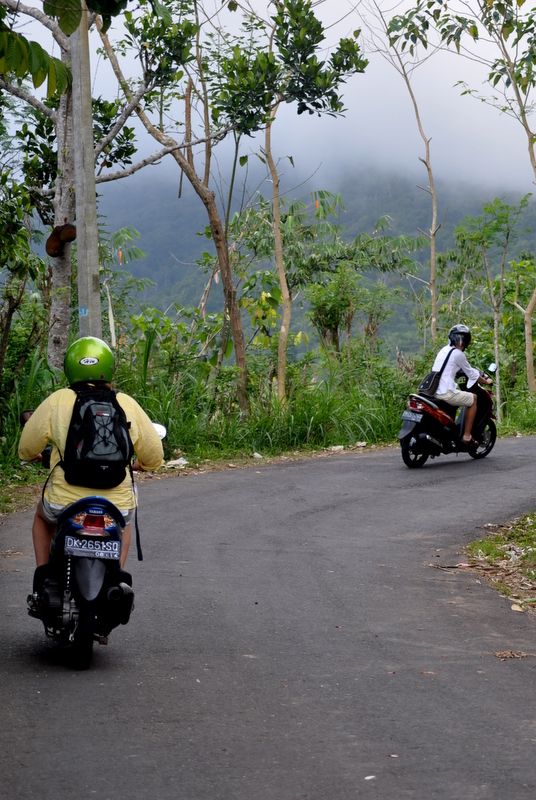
18, 387, 164, 509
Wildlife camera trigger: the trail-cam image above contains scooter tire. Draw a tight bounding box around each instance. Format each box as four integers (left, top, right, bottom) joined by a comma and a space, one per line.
400, 432, 429, 468
71, 599, 96, 670
468, 420, 497, 460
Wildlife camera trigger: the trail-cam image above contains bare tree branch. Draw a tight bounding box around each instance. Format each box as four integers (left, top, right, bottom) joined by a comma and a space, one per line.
31, 126, 235, 197
94, 82, 151, 163
94, 130, 234, 184
0, 78, 57, 121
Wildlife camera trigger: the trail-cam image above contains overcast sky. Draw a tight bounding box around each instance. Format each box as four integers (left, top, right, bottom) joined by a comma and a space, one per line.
13, 0, 536, 197
264, 0, 534, 196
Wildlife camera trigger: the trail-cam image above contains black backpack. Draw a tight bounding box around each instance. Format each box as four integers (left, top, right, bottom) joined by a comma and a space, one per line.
60, 387, 134, 490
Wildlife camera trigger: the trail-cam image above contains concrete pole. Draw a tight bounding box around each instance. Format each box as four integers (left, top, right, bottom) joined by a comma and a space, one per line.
70, 0, 102, 339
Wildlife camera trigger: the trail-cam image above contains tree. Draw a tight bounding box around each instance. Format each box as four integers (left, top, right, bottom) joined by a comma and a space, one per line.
305, 219, 421, 361
505, 256, 536, 394
359, 0, 443, 345
99, 1, 253, 407
216, 0, 367, 402
0, 0, 183, 368
447, 196, 530, 420
98, 0, 366, 408
388, 0, 536, 184
0, 173, 48, 404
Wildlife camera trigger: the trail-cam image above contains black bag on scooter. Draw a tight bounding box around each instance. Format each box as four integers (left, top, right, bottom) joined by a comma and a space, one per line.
418, 347, 455, 397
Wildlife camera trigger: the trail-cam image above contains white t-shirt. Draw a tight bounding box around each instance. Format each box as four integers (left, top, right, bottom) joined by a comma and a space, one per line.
432, 344, 480, 395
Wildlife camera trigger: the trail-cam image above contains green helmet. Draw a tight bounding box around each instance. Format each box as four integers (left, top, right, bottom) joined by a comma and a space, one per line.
64, 337, 115, 385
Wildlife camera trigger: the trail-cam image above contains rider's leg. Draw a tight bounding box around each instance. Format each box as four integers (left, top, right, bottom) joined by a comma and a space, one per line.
121, 524, 131, 568
462, 394, 478, 441
32, 500, 56, 566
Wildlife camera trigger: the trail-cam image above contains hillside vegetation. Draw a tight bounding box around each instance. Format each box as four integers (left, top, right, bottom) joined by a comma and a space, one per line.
3, 0, 536, 480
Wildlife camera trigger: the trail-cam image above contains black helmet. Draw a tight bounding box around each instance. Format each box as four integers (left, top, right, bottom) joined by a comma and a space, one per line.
448, 324, 471, 348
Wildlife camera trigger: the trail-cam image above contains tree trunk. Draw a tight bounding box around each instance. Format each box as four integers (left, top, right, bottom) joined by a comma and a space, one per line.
47, 47, 76, 370
524, 300, 536, 395
383, 28, 441, 345
263, 111, 291, 404
0, 278, 26, 402
508, 289, 536, 394
98, 27, 249, 412
493, 305, 502, 423
202, 186, 249, 410
71, 1, 102, 340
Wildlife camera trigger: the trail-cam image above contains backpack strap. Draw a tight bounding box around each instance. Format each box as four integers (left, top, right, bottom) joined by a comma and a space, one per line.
41, 464, 56, 505
129, 463, 143, 561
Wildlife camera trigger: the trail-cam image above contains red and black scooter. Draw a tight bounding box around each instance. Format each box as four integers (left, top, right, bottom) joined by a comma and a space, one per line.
398, 365, 497, 468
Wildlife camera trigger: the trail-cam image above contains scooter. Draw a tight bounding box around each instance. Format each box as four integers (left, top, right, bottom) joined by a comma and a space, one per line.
28, 498, 137, 669
27, 423, 167, 669
398, 366, 497, 468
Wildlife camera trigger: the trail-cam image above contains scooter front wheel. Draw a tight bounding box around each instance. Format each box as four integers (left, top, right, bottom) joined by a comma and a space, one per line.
468, 420, 497, 460
71, 599, 96, 670
400, 432, 429, 468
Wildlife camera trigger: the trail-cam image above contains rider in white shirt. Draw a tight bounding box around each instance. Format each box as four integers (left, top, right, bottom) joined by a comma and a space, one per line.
433, 324, 493, 446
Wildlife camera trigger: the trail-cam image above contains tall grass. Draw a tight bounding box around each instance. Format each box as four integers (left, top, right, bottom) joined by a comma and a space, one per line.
501, 386, 536, 435
0, 353, 58, 470
111, 358, 413, 461
0, 345, 428, 471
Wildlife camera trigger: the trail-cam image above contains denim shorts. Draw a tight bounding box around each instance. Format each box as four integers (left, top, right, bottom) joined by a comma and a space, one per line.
41, 497, 134, 527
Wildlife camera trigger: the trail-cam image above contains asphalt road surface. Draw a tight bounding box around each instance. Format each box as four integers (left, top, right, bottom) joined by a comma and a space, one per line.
2, 439, 536, 799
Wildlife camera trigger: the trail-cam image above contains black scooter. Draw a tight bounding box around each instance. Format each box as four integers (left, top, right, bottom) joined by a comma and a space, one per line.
398, 366, 497, 468
28, 497, 135, 669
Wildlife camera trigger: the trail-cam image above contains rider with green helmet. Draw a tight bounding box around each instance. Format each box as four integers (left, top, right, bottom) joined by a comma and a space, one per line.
19, 337, 164, 568
64, 336, 116, 384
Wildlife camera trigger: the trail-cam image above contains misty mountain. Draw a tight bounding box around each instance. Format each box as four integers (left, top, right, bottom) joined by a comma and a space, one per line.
96, 166, 536, 354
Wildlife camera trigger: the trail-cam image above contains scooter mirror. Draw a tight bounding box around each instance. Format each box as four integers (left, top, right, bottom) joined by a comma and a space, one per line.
488, 363, 498, 374
152, 422, 167, 440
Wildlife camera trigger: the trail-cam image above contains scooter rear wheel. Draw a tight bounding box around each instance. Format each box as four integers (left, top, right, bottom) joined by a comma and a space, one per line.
71, 599, 96, 670
401, 432, 429, 468
468, 420, 497, 460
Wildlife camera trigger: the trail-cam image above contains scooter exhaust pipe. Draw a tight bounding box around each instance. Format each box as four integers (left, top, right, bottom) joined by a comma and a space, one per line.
420, 433, 443, 449
107, 586, 123, 602
107, 583, 134, 602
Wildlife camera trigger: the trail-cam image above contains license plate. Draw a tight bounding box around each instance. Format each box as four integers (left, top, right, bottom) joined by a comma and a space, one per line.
64, 536, 121, 560
402, 410, 423, 423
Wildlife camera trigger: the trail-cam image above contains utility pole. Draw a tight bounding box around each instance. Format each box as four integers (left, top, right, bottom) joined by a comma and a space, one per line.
70, 0, 102, 339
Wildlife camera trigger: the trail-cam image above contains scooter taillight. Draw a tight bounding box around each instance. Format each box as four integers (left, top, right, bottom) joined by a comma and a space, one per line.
409, 397, 427, 411
82, 514, 106, 535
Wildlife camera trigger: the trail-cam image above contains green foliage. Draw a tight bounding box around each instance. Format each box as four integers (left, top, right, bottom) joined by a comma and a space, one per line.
388, 0, 536, 120
13, 104, 57, 225
240, 270, 283, 348
212, 0, 367, 134
0, 174, 40, 276
0, 8, 71, 97
93, 98, 137, 172
122, 3, 197, 88
44, 0, 135, 35
0, 351, 58, 467
43, 0, 82, 35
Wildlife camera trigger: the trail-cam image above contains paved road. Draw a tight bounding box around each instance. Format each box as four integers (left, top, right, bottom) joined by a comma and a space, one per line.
2, 439, 536, 799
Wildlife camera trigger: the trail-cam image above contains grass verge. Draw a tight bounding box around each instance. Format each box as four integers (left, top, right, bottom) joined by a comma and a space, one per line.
465, 514, 536, 613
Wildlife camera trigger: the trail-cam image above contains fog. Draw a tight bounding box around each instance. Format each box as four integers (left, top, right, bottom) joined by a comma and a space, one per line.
9, 0, 536, 197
